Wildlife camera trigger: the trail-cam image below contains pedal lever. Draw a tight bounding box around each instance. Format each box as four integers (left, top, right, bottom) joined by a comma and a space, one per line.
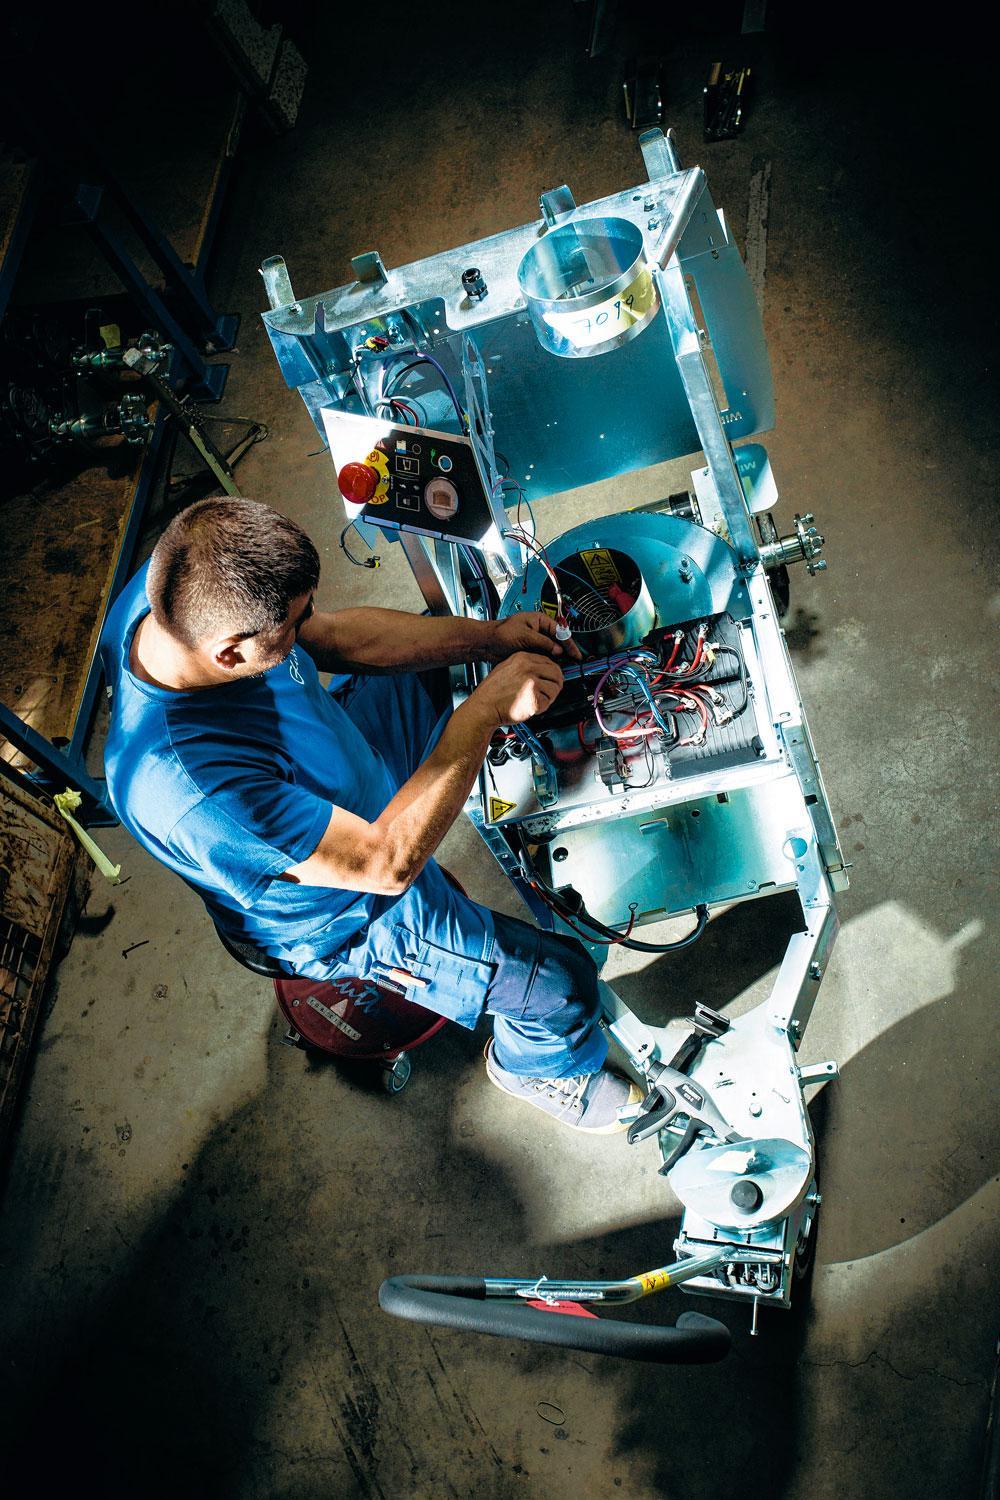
658, 1119, 707, 1175
692, 1003, 730, 1038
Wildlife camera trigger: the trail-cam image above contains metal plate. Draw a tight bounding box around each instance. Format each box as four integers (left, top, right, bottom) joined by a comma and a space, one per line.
261, 165, 773, 503
669, 1136, 813, 1231
539, 775, 806, 923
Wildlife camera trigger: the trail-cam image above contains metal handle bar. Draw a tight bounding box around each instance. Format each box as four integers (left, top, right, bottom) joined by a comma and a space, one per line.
379, 1255, 733, 1365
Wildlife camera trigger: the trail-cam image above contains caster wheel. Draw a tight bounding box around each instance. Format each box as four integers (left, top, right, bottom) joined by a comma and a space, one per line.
382, 1053, 412, 1094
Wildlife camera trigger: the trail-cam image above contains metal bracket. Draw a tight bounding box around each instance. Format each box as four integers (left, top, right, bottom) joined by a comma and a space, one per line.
797, 1060, 840, 1086
639, 127, 682, 180
351, 251, 389, 286
539, 186, 576, 227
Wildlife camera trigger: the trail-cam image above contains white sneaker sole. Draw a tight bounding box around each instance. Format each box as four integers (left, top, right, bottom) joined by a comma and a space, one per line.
484, 1046, 643, 1135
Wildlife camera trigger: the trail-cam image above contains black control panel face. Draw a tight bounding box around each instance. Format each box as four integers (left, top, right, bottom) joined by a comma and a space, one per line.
321, 409, 497, 549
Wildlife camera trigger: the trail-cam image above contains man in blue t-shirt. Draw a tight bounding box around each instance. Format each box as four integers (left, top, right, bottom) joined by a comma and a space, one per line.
101, 497, 639, 1132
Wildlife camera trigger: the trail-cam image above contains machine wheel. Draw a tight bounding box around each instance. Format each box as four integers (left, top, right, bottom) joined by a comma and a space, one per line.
793, 1186, 820, 1281
382, 1053, 412, 1095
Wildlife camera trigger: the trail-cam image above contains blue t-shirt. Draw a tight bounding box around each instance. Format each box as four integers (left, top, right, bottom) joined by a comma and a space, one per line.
99, 563, 492, 994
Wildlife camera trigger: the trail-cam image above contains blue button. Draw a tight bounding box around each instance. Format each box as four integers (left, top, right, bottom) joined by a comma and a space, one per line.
437, 453, 453, 472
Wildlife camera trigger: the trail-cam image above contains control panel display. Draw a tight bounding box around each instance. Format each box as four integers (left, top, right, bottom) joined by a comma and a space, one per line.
320, 409, 498, 549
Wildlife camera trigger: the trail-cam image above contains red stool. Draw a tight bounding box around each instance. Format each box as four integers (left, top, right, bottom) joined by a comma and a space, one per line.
274, 973, 446, 1093
214, 868, 469, 1094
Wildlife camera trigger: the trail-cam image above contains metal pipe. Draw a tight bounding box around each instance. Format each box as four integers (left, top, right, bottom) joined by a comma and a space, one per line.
484, 1249, 732, 1305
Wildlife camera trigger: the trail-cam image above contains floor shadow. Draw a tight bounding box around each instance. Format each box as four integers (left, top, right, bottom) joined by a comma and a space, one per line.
1, 1018, 535, 1500
517, 1212, 814, 1500
803, 959, 998, 1264
609, 889, 804, 1024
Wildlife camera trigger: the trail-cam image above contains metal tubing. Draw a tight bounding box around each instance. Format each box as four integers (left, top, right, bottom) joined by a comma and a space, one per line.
0, 704, 114, 822
658, 261, 760, 567
484, 1248, 762, 1305
75, 185, 227, 402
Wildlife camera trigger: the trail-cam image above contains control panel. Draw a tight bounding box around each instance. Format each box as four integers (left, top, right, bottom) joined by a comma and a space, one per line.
320, 409, 497, 549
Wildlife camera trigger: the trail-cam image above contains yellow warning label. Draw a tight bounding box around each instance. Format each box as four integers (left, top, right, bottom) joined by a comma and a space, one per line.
359, 448, 390, 505
489, 795, 517, 822
580, 548, 621, 588
638, 1269, 671, 1296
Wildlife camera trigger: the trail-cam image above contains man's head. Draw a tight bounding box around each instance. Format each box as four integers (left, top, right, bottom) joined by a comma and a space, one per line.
146, 498, 320, 675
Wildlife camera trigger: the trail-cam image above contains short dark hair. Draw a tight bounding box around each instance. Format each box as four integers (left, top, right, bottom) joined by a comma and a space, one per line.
147, 498, 320, 647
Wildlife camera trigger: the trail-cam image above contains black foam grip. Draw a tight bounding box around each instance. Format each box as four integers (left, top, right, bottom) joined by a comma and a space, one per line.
378, 1277, 730, 1365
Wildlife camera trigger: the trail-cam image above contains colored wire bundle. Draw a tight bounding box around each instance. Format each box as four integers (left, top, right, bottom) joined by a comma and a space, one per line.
384, 354, 466, 429
584, 624, 747, 750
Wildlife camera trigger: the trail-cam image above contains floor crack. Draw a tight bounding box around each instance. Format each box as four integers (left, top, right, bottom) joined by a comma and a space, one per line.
803, 1349, 986, 1389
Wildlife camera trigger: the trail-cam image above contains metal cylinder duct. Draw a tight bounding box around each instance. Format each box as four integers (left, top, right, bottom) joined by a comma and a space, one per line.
517, 217, 659, 358
540, 547, 655, 655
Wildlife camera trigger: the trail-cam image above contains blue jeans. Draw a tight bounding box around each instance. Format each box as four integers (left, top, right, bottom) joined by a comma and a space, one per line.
327, 669, 608, 1079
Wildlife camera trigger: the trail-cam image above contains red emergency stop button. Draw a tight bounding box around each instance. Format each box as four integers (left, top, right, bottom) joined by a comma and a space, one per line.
338, 461, 378, 504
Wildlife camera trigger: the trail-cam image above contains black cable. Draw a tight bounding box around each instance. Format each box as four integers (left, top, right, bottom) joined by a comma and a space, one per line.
339, 520, 381, 570
555, 892, 709, 953
460, 545, 497, 620
513, 830, 709, 954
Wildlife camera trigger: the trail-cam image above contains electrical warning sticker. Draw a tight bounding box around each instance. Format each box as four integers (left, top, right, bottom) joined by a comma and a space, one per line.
579, 548, 621, 587
489, 795, 517, 822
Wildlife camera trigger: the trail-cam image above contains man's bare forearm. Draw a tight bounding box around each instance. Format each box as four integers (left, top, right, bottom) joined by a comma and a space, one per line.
281, 695, 497, 892
299, 607, 496, 674
368, 696, 497, 887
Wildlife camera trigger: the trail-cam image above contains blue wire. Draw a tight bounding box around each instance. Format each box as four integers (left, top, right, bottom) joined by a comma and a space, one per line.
617, 665, 673, 735
512, 723, 556, 774
562, 649, 658, 681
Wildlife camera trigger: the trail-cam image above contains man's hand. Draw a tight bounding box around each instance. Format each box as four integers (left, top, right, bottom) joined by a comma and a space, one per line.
468, 651, 564, 726
488, 611, 582, 662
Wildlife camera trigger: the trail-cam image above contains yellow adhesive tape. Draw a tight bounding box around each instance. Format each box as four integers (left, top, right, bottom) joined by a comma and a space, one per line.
541, 267, 657, 349
53, 789, 122, 883
637, 1269, 671, 1296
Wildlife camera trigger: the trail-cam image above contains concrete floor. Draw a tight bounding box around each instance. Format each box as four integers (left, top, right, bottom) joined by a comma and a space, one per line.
2, 7, 997, 1497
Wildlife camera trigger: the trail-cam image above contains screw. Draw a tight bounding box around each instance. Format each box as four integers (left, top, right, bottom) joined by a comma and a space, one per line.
809, 962, 823, 980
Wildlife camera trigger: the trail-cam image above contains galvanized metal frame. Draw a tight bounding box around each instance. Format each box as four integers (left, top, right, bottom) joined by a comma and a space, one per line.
261, 129, 846, 1323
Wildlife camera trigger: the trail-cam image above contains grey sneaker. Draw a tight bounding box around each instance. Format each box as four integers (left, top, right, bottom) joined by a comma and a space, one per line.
484, 1040, 642, 1134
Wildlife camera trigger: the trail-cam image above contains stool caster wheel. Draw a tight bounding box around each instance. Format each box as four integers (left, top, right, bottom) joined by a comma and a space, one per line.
382, 1053, 412, 1095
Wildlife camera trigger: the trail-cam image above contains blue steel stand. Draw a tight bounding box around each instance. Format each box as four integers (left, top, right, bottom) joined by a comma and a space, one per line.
0, 704, 115, 825
71, 183, 235, 403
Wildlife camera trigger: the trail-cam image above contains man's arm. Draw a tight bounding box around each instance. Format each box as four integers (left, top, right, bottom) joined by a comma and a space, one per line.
298, 606, 576, 673
279, 652, 562, 893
